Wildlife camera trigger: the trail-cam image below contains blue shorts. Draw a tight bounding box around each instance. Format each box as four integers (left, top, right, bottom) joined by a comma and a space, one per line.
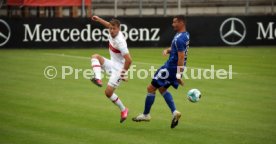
151, 65, 179, 89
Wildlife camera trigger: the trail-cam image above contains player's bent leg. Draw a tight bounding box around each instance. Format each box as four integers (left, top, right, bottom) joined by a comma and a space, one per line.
158, 87, 167, 94
159, 87, 176, 113
147, 84, 157, 93
132, 84, 157, 122
91, 54, 105, 65
171, 110, 181, 129
90, 54, 105, 87
105, 85, 128, 123
159, 87, 181, 129
144, 84, 157, 115
104, 85, 115, 98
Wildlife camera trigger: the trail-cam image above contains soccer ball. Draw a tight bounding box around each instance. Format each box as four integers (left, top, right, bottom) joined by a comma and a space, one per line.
187, 89, 201, 103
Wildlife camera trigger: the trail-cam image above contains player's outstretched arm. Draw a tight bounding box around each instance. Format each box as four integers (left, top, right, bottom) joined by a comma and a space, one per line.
91, 15, 111, 28
162, 47, 171, 56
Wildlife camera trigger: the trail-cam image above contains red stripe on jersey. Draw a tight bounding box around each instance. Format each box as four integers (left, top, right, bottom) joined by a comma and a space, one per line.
92, 65, 101, 68
109, 43, 121, 53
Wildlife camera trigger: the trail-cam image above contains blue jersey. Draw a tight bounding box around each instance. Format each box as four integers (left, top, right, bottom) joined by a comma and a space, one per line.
165, 32, 190, 67
151, 32, 190, 89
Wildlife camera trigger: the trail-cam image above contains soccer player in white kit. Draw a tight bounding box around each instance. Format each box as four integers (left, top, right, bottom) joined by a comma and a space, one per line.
90, 16, 132, 123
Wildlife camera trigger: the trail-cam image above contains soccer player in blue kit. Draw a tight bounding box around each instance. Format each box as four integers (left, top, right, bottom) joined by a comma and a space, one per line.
132, 15, 190, 129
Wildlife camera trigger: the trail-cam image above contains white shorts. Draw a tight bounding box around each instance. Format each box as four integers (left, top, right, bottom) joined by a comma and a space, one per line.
102, 57, 123, 88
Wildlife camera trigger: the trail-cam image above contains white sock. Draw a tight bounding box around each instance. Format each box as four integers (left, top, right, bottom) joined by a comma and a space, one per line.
91, 58, 101, 80
173, 110, 177, 116
109, 93, 126, 112
173, 110, 179, 116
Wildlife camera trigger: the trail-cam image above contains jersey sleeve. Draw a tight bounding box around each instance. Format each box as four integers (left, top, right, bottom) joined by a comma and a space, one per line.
117, 41, 129, 56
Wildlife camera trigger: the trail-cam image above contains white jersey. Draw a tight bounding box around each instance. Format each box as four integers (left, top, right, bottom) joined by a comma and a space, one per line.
108, 31, 129, 66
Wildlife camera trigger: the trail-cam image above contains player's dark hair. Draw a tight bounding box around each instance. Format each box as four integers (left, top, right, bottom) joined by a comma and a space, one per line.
109, 18, 121, 28
174, 15, 186, 25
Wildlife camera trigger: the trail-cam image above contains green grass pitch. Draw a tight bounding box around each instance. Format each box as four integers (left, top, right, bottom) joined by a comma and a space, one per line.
0, 47, 276, 144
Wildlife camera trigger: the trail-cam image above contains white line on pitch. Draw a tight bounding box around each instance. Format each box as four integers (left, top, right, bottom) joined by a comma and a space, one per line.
43, 53, 238, 74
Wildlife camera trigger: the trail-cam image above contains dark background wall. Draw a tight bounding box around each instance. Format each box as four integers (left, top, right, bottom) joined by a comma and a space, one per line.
0, 16, 275, 48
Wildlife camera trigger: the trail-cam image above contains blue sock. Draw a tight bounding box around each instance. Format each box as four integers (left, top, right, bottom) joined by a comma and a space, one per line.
162, 91, 176, 113
143, 93, 155, 115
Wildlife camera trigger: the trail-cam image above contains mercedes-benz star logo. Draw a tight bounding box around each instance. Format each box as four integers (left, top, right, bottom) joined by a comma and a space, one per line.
220, 18, 246, 45
0, 19, 11, 47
